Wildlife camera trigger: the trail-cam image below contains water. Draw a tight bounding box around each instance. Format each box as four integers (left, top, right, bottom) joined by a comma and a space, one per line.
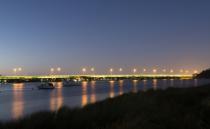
0, 79, 210, 121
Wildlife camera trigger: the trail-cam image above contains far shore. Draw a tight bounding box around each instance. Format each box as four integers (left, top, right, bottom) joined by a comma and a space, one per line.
0, 74, 193, 83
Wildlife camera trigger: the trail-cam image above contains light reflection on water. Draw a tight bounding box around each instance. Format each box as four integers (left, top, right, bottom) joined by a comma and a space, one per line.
12, 83, 24, 119
152, 79, 158, 90
50, 82, 63, 111
118, 80, 124, 96
132, 80, 138, 93
170, 79, 174, 87
143, 80, 147, 92
81, 81, 88, 107
90, 81, 96, 104
109, 81, 115, 98
0, 79, 209, 120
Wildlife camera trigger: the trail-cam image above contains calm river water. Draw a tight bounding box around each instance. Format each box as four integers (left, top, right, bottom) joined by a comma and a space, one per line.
0, 79, 210, 121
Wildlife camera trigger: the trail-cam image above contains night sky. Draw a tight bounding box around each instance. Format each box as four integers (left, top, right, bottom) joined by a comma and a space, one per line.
0, 0, 210, 75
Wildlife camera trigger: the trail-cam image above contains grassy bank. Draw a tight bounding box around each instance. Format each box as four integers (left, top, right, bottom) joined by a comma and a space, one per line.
1, 85, 210, 129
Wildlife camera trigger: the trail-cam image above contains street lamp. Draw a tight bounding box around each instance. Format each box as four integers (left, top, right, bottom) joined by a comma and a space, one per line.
153, 69, 157, 74
50, 68, 54, 75
82, 68, 86, 75
57, 67, 61, 72
18, 67, 22, 72
119, 68, 123, 74
91, 67, 95, 75
91, 68, 94, 72
56, 67, 61, 75
133, 68, 137, 74
13, 67, 22, 75
110, 68, 113, 75
13, 68, 17, 75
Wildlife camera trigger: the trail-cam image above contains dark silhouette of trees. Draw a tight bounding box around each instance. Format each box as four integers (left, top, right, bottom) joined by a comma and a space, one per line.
197, 68, 210, 78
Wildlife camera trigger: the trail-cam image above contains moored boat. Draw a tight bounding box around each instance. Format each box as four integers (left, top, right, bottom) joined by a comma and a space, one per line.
38, 82, 55, 89
63, 80, 81, 87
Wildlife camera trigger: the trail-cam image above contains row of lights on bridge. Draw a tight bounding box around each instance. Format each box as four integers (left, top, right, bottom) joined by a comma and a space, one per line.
72, 67, 198, 75
50, 67, 61, 73
13, 67, 22, 74
11, 67, 198, 75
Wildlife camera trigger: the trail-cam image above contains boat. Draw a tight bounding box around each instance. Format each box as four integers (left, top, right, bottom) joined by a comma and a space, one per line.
63, 80, 81, 87
38, 82, 55, 89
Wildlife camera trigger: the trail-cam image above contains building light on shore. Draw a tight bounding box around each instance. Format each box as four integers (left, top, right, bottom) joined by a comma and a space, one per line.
170, 69, 174, 73
185, 70, 189, 74
194, 70, 198, 74
180, 69, 184, 73
162, 69, 166, 73
119, 68, 123, 72
143, 69, 146, 72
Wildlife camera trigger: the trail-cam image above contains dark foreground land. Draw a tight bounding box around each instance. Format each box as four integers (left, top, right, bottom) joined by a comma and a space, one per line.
1, 85, 210, 129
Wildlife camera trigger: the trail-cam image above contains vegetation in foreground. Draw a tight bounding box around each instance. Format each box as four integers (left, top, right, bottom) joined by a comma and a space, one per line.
1, 85, 210, 129
197, 68, 210, 78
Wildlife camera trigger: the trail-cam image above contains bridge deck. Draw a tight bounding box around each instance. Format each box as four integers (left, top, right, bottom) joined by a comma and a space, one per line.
0, 74, 193, 80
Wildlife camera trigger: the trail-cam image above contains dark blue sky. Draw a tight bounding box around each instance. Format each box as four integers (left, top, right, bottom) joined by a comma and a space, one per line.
0, 0, 210, 75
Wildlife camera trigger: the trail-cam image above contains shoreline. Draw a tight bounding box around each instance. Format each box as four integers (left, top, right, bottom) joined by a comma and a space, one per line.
0, 74, 193, 83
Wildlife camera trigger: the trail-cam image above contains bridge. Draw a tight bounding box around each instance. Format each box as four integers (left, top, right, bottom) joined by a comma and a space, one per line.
0, 74, 193, 83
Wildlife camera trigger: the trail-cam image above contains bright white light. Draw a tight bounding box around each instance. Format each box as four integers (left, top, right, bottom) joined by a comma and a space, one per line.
13, 68, 17, 72
194, 70, 198, 74
153, 69, 157, 73
50, 68, 54, 72
91, 68, 95, 72
18, 67, 22, 71
57, 67, 61, 72
110, 68, 113, 75
133, 68, 137, 73
82, 68, 86, 72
